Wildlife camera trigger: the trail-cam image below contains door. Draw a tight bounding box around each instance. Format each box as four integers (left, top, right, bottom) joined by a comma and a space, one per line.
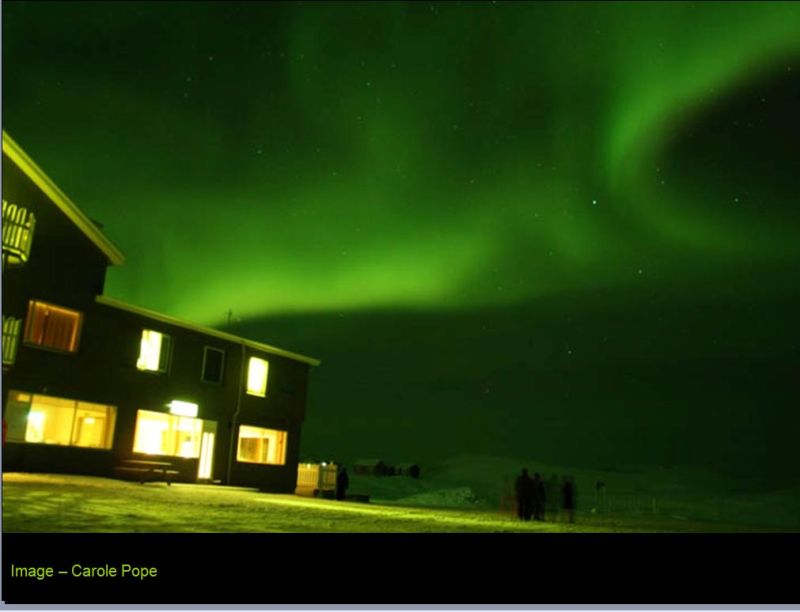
197, 429, 216, 480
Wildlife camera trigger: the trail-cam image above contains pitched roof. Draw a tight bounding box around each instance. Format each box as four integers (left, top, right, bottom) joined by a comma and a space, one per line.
2, 131, 125, 265
96, 295, 320, 366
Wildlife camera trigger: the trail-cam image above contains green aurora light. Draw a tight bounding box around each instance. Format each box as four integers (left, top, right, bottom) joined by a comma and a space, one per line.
3, 2, 799, 325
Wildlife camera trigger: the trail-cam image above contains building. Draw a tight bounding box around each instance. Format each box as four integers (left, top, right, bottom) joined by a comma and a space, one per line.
1, 132, 320, 492
295, 461, 337, 497
395, 463, 421, 479
352, 459, 390, 477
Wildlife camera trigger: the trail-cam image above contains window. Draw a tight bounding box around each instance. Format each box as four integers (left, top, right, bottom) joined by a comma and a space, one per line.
2, 316, 22, 365
136, 329, 171, 373
246, 357, 269, 397
237, 425, 287, 465
201, 347, 225, 383
23, 301, 83, 353
132, 410, 203, 458
4, 390, 116, 449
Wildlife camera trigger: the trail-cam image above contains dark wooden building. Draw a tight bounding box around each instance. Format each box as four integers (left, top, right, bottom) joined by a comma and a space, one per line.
1, 132, 320, 492
353, 459, 390, 477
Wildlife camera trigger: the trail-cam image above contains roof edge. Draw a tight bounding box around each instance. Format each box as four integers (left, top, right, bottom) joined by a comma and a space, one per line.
2, 131, 125, 265
95, 295, 321, 367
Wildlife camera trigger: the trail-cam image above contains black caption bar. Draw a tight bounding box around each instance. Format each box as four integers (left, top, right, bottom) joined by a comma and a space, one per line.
2, 533, 797, 604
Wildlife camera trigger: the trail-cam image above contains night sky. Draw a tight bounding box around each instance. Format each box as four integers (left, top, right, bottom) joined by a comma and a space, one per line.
4, 2, 800, 478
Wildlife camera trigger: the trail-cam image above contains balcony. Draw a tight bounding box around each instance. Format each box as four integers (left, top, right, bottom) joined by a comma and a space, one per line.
2, 316, 22, 366
2, 199, 36, 266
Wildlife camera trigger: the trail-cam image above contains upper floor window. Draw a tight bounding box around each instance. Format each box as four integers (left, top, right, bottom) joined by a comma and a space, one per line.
23, 300, 83, 353
246, 357, 269, 397
136, 329, 171, 373
201, 346, 225, 384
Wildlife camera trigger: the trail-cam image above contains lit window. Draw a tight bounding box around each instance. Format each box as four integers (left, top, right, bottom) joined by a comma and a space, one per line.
246, 357, 269, 397
2, 316, 22, 365
237, 425, 287, 465
23, 301, 83, 353
132, 409, 203, 458
2, 200, 36, 266
4, 391, 116, 449
136, 330, 171, 373
202, 346, 225, 383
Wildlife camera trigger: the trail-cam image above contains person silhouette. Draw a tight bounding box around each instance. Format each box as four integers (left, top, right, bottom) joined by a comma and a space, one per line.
532, 472, 546, 521
336, 466, 349, 501
546, 474, 561, 520
562, 475, 576, 523
515, 468, 534, 521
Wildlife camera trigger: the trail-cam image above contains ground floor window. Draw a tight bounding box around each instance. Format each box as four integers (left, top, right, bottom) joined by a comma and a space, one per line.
237, 425, 287, 465
4, 390, 116, 449
132, 409, 204, 458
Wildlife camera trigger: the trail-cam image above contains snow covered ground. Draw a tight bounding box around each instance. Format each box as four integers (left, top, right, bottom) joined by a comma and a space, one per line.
3, 455, 798, 532
2, 472, 602, 533
346, 454, 800, 530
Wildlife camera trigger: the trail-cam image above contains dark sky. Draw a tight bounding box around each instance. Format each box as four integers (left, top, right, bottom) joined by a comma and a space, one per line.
4, 1, 800, 477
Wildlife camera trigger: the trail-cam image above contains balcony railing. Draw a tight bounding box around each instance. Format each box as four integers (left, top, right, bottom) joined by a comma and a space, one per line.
2, 199, 36, 266
2, 316, 22, 366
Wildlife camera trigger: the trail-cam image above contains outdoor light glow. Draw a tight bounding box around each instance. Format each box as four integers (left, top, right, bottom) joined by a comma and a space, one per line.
168, 400, 199, 418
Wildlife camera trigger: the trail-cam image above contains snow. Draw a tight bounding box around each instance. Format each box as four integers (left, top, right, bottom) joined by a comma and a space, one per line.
3, 454, 798, 532
348, 454, 800, 529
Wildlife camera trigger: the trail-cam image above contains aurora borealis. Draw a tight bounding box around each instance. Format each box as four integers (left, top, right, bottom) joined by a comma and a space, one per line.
3, 1, 800, 475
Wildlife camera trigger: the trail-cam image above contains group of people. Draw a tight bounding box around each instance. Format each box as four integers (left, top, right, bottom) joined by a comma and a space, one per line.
514, 469, 576, 523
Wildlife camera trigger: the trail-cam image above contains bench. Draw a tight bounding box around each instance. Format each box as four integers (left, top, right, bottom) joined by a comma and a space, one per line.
114, 460, 179, 485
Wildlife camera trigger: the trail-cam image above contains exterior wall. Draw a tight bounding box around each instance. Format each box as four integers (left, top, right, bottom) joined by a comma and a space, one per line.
2, 152, 109, 320
89, 302, 310, 491
4, 298, 312, 492
2, 148, 314, 493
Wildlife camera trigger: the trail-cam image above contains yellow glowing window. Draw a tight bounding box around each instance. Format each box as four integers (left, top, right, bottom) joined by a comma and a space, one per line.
246, 357, 269, 397
23, 301, 83, 353
136, 330, 171, 373
2, 199, 36, 266
3, 316, 22, 365
4, 391, 116, 449
237, 425, 287, 465
132, 409, 203, 458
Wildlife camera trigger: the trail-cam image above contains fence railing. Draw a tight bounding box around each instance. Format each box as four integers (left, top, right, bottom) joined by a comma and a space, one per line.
2, 316, 22, 365
2, 200, 36, 266
296, 463, 338, 493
